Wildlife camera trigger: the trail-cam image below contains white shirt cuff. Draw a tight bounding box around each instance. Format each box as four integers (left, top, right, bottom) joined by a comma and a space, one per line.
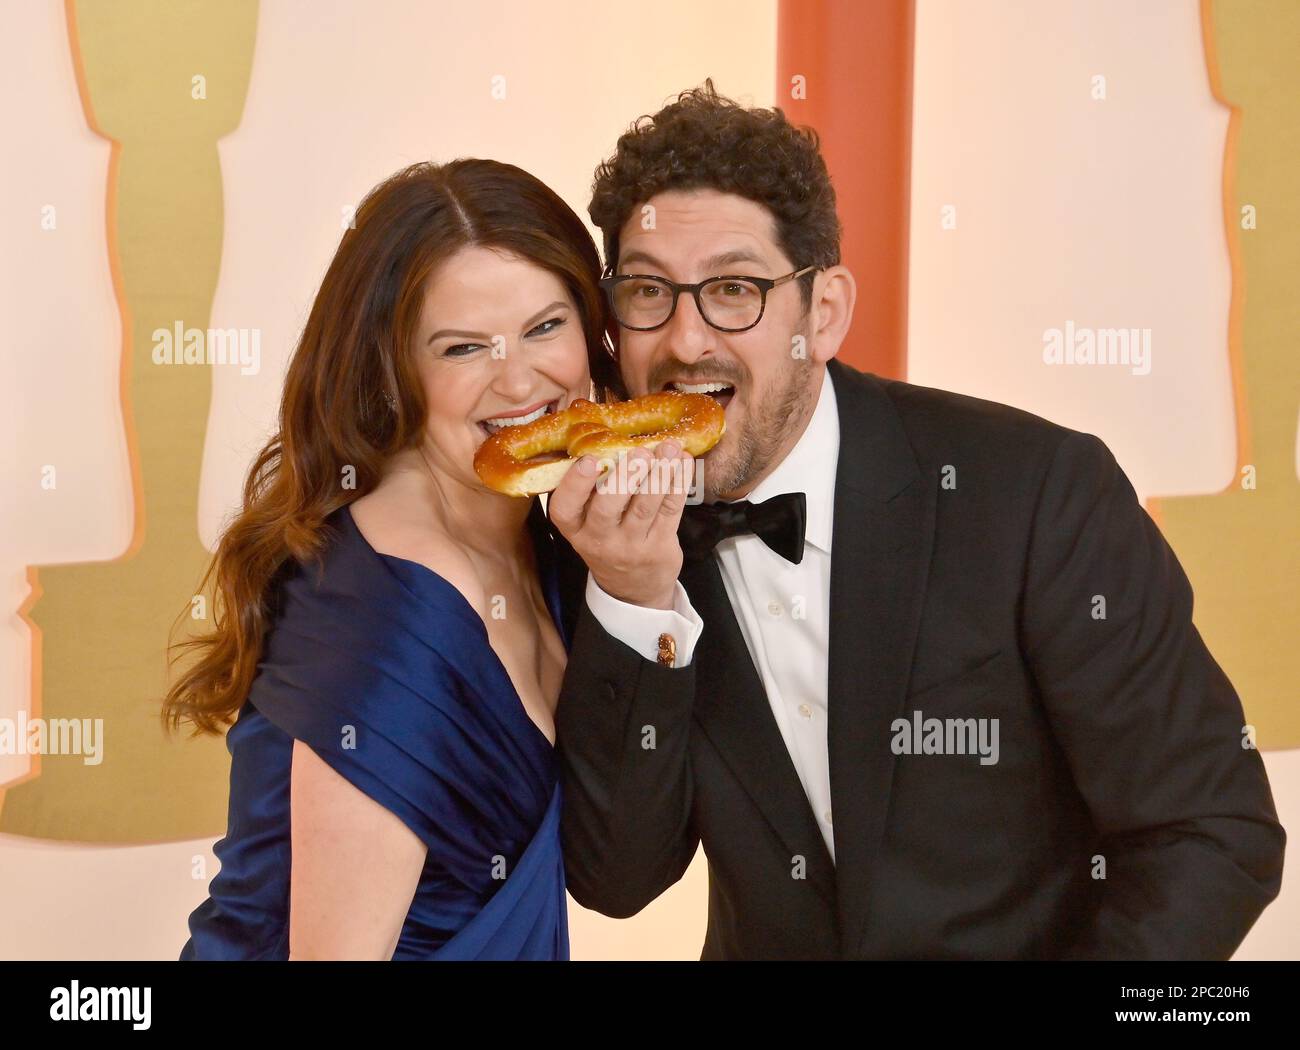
584, 572, 702, 667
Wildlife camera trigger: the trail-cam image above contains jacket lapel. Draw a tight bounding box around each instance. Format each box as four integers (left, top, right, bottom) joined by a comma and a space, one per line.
679, 553, 838, 909
825, 360, 936, 955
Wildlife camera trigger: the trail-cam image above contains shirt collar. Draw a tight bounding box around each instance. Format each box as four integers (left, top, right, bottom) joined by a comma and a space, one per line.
729, 367, 838, 554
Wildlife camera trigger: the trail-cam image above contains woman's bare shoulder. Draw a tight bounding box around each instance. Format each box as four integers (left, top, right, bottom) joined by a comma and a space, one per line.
349, 490, 488, 620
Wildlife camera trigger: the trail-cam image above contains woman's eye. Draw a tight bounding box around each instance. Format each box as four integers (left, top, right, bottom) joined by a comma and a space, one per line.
444, 343, 484, 357
527, 317, 566, 337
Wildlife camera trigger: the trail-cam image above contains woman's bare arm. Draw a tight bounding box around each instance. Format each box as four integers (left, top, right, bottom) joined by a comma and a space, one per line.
288, 739, 426, 960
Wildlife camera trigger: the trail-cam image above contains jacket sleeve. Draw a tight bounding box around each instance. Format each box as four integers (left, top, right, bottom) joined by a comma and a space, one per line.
555, 601, 700, 918
1019, 430, 1286, 959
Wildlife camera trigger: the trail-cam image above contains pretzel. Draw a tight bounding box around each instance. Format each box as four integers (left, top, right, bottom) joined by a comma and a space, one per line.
473, 391, 726, 497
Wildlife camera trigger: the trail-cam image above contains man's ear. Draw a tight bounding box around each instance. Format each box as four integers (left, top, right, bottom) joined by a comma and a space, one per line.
808, 264, 856, 365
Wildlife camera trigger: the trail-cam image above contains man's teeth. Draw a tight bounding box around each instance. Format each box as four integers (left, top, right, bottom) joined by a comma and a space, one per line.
481, 402, 555, 435
670, 381, 734, 395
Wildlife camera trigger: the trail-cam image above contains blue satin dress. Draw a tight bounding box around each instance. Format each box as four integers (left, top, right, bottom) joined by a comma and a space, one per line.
180, 501, 569, 960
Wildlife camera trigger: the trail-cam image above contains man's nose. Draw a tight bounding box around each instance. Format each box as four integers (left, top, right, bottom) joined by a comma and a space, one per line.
663, 289, 714, 366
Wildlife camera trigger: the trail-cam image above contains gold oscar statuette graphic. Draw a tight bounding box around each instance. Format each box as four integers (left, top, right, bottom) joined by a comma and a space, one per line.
1150, 2, 1299, 749
0, 0, 259, 842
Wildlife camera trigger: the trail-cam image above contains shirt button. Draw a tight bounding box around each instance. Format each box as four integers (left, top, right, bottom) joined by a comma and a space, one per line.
823, 810, 833, 825
767, 600, 783, 617
798, 704, 812, 719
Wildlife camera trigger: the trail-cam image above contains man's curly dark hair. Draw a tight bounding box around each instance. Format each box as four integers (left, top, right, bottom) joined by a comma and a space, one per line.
588, 79, 841, 312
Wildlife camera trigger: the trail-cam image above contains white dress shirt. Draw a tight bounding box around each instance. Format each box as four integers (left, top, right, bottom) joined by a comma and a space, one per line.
584, 368, 839, 860
712, 368, 838, 862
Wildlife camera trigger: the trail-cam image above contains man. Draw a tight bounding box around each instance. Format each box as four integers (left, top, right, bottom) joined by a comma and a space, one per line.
546, 82, 1285, 959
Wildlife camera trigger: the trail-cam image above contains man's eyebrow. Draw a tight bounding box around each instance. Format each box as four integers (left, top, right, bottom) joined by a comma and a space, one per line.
617, 249, 668, 272
617, 247, 769, 274
702, 249, 768, 272
426, 300, 569, 344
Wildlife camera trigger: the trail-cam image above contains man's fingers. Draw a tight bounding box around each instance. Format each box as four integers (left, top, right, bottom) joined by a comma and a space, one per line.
574, 444, 692, 542
623, 450, 670, 539
649, 449, 694, 541
547, 455, 601, 534
586, 453, 635, 530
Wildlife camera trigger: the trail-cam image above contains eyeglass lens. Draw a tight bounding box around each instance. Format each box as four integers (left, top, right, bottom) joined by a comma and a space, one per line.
610, 277, 764, 331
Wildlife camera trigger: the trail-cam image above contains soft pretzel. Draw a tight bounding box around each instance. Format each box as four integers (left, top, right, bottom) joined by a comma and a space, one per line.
473, 391, 726, 497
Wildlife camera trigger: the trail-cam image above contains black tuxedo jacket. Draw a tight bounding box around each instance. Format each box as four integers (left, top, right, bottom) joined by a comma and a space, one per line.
550, 358, 1285, 959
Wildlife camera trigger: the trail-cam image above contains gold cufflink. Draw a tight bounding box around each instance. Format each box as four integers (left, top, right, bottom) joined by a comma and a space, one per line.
656, 633, 677, 667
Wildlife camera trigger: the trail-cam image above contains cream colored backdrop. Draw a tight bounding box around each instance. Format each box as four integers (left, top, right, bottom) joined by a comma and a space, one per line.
907, 0, 1297, 960
1, 0, 1293, 959
0, 0, 774, 961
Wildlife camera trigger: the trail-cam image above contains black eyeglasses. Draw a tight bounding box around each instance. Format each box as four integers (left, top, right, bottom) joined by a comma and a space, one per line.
599, 265, 818, 333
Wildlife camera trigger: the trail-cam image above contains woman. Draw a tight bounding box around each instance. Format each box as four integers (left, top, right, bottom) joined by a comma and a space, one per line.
165, 159, 641, 960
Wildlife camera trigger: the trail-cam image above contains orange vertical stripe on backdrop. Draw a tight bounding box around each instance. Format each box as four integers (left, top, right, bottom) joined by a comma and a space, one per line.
777, 0, 916, 378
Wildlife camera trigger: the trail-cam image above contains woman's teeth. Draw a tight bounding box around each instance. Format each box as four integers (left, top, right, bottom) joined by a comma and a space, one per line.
480, 401, 556, 436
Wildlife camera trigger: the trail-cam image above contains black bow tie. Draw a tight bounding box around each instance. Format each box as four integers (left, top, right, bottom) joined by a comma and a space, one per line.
678, 492, 807, 565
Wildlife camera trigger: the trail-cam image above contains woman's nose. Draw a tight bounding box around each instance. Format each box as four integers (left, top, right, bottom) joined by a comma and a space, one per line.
491, 340, 536, 399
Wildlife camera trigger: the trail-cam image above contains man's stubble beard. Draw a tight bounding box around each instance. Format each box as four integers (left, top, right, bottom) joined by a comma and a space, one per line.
704, 328, 819, 503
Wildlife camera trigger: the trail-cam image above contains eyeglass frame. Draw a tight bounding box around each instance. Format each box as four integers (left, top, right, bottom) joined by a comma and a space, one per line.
598, 265, 819, 333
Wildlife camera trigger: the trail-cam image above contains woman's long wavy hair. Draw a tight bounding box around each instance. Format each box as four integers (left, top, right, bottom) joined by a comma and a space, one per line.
162, 159, 618, 736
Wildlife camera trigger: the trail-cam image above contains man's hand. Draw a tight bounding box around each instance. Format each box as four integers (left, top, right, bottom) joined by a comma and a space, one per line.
548, 441, 695, 610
